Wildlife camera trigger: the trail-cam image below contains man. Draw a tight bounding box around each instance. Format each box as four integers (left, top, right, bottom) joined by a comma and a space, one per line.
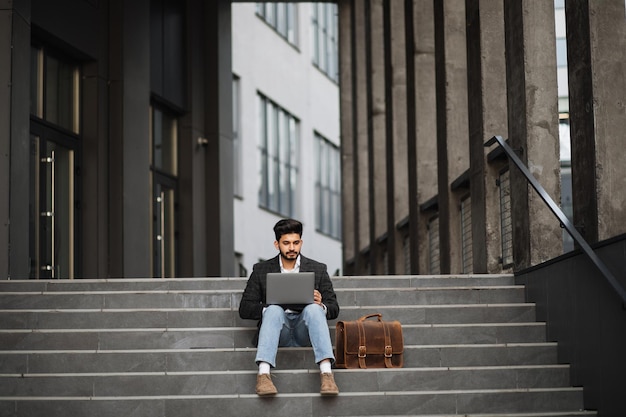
239, 218, 340, 396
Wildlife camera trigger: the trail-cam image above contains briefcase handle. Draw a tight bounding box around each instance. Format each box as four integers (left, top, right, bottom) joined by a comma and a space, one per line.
358, 313, 383, 322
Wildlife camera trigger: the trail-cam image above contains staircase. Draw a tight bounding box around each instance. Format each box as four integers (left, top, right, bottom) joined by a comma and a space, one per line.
0, 274, 596, 417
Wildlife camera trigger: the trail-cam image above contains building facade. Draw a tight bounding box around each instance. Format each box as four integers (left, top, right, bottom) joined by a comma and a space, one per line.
0, 0, 342, 279
232, 3, 342, 276
337, 0, 626, 276
2, 0, 626, 280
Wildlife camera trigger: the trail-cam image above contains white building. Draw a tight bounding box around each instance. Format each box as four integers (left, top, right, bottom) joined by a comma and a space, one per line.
231, 3, 343, 276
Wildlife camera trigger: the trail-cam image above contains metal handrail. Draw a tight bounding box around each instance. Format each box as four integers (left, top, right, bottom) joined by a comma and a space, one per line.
485, 135, 626, 305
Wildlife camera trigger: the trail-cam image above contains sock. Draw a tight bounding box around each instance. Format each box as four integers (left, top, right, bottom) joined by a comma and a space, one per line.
258, 362, 271, 375
319, 360, 332, 374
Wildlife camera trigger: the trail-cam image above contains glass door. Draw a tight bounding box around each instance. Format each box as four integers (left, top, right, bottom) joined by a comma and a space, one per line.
30, 127, 78, 279
153, 177, 177, 278
29, 44, 81, 279
151, 104, 179, 278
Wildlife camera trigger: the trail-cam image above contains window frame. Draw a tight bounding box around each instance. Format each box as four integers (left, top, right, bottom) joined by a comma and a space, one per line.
312, 3, 339, 82
256, 2, 299, 47
257, 93, 299, 217
314, 131, 342, 240
498, 168, 514, 268
460, 194, 473, 273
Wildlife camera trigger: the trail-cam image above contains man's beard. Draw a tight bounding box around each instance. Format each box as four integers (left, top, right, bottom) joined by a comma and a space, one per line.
280, 249, 299, 260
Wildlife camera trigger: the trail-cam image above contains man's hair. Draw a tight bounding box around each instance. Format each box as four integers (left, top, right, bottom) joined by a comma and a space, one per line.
273, 218, 303, 241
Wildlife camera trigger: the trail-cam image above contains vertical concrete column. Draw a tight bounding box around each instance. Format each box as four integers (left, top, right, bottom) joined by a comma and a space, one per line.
465, 0, 508, 273
504, 0, 562, 269
1, 0, 31, 278
389, 1, 408, 274
404, 0, 419, 275
108, 0, 152, 277
338, 0, 356, 273
0, 6, 10, 278
366, 0, 386, 273
382, 0, 394, 274
566, 0, 626, 242
413, 0, 437, 274
80, 55, 110, 278
123, 0, 151, 277
79, 0, 114, 278
108, 0, 123, 277
434, 0, 469, 274
204, 0, 234, 277
355, 0, 370, 274
178, 0, 208, 276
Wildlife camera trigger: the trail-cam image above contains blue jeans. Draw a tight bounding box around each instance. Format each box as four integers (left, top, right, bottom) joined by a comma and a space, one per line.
255, 304, 335, 368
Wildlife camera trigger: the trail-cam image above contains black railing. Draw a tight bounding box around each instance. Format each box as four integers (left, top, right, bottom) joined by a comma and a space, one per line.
485, 135, 626, 306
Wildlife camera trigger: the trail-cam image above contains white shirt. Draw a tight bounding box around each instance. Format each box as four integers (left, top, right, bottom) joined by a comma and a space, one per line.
279, 254, 301, 273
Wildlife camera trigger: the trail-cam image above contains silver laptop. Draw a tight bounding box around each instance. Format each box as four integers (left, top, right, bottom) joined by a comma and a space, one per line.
266, 272, 315, 306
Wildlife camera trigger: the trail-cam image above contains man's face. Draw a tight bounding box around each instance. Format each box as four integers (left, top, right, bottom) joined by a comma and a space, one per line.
274, 233, 303, 261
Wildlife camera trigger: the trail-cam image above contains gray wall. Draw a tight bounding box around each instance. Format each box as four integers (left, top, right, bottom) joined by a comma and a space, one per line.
516, 235, 626, 416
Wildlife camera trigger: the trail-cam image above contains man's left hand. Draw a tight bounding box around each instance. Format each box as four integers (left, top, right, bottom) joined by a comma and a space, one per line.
313, 289, 323, 305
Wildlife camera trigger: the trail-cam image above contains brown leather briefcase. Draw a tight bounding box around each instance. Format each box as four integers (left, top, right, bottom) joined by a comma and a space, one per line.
335, 313, 404, 369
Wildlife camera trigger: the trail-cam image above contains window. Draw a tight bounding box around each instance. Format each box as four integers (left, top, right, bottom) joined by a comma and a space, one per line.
258, 94, 299, 216
315, 133, 341, 239
498, 169, 513, 267
460, 195, 473, 273
30, 46, 80, 134
256, 2, 298, 46
152, 105, 178, 176
151, 104, 179, 278
312, 3, 338, 82
428, 215, 440, 274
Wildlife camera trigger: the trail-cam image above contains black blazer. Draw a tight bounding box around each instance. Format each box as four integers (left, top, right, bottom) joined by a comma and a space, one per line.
238, 254, 340, 321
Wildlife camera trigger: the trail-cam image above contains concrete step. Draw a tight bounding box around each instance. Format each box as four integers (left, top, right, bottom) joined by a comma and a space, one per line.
0, 365, 573, 396
324, 414, 597, 417
0, 278, 248, 292
0, 285, 525, 310
0, 275, 593, 417
0, 274, 515, 292
329, 415, 596, 417
0, 342, 560, 374
0, 388, 588, 417
0, 303, 536, 329
1, 342, 561, 375
321, 414, 596, 417
0, 322, 547, 350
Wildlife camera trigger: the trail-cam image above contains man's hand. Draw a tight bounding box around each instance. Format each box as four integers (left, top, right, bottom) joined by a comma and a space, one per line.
313, 289, 323, 305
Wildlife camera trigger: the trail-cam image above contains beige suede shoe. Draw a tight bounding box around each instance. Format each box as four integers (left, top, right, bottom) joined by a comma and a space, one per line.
255, 374, 278, 396
320, 372, 339, 395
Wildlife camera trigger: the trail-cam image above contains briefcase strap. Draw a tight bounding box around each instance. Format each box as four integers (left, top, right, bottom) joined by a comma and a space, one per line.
383, 320, 393, 368
356, 313, 394, 369
357, 319, 367, 368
